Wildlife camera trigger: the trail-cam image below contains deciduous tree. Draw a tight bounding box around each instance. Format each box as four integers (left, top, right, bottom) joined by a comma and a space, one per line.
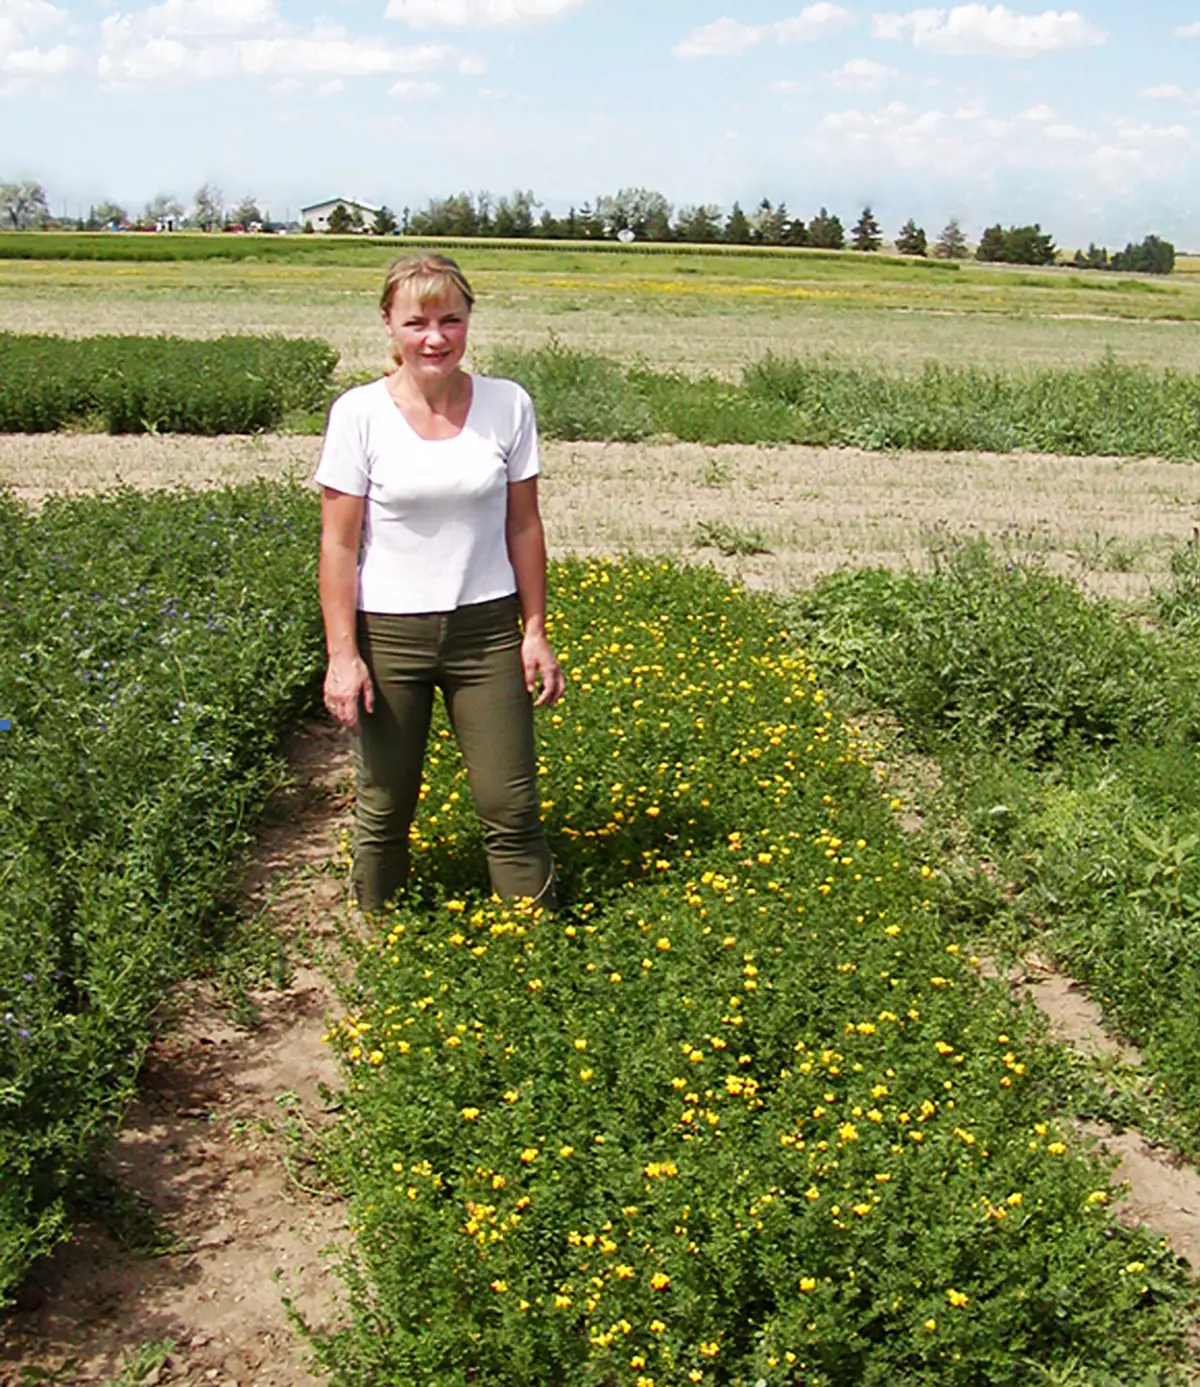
192, 182, 224, 231
144, 194, 183, 228
0, 180, 49, 229
92, 200, 126, 229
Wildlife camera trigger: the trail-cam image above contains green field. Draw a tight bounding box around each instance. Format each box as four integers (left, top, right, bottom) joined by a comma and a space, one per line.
3, 235, 1200, 378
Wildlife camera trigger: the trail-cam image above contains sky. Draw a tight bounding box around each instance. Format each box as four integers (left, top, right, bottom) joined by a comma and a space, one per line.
2, 0, 1199, 248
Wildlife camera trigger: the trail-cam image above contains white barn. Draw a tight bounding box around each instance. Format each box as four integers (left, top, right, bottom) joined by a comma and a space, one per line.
301, 197, 381, 232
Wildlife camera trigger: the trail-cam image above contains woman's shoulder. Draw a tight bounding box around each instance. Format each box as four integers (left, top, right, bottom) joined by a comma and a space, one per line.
329, 376, 390, 419
470, 374, 534, 414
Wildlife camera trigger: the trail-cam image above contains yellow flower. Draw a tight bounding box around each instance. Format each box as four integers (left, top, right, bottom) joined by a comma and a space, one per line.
699, 1341, 720, 1357
924, 1319, 937, 1332
650, 1271, 671, 1290
656, 936, 671, 951
559, 1145, 575, 1158
520, 1147, 539, 1163
491, 1279, 508, 1293
649, 1319, 666, 1333
614, 1264, 635, 1279
799, 1277, 817, 1292
947, 1288, 969, 1308
446, 899, 466, 912
1047, 1141, 1066, 1156
461, 1107, 480, 1121
1087, 1190, 1108, 1205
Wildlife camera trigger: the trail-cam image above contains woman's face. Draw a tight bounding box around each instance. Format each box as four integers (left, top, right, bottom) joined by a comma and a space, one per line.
383, 283, 470, 382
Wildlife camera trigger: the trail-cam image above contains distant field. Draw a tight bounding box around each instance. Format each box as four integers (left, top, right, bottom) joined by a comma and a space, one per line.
2, 235, 1200, 377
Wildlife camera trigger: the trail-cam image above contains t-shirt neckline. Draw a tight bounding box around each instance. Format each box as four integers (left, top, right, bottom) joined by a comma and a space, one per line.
381, 372, 476, 444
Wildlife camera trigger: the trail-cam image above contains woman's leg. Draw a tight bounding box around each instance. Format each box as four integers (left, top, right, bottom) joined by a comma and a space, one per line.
441, 597, 556, 907
353, 612, 437, 912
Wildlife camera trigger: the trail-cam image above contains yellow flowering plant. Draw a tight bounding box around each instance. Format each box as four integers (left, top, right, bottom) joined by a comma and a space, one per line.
312, 561, 1188, 1387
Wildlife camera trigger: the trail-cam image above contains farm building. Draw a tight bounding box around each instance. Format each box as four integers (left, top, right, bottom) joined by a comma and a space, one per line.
300, 197, 381, 232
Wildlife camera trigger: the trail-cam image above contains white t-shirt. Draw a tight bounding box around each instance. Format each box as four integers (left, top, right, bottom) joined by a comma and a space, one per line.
314, 374, 540, 614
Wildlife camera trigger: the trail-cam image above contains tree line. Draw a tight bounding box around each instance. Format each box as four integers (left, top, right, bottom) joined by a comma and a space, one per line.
0, 178, 1179, 275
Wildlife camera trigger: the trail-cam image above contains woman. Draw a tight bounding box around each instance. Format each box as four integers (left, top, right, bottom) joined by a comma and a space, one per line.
316, 252, 563, 913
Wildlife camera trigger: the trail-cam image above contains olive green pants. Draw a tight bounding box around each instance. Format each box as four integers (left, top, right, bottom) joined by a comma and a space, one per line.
352, 595, 555, 913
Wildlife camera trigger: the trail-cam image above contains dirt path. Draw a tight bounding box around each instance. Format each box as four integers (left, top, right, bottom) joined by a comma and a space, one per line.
1, 722, 355, 1387
7, 434, 1200, 601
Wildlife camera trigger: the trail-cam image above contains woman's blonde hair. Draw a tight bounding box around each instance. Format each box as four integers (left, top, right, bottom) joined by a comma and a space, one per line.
379, 252, 475, 316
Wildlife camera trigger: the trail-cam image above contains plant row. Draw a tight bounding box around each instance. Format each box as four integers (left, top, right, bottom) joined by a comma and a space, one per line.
0, 333, 337, 433
0, 483, 325, 1304
481, 341, 1200, 460
791, 538, 1200, 1157
311, 558, 1190, 1387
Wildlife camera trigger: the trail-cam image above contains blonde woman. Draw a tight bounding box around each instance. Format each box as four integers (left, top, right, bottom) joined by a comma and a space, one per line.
316, 252, 562, 912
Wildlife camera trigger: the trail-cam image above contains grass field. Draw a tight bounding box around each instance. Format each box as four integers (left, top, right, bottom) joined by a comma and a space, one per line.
3, 240, 1200, 378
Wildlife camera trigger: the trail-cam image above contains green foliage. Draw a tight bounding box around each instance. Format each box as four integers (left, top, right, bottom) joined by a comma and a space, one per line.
0, 333, 337, 433
484, 337, 653, 441
808, 207, 846, 250
0, 483, 325, 1303
934, 219, 969, 260
896, 219, 928, 256
1112, 236, 1176, 275
488, 342, 1200, 458
692, 519, 771, 555
977, 224, 1057, 266
791, 539, 1170, 760
309, 559, 1190, 1387
851, 206, 883, 253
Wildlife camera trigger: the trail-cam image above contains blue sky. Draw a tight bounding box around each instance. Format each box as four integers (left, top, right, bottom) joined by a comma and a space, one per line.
2, 0, 1198, 247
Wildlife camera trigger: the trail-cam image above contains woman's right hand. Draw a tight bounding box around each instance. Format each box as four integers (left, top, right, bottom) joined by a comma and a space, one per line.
324, 653, 374, 732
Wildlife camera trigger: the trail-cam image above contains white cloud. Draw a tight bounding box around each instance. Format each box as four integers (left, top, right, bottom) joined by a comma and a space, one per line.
775, 3, 856, 42
136, 0, 276, 38
828, 56, 897, 88
457, 54, 485, 74
674, 4, 853, 58
2, 40, 78, 71
1017, 101, 1053, 120
315, 76, 341, 96
390, 77, 439, 97
1141, 83, 1187, 100
386, 0, 583, 28
674, 17, 762, 58
871, 5, 1107, 57
1173, 20, 1200, 37
97, 4, 454, 84
0, 0, 80, 75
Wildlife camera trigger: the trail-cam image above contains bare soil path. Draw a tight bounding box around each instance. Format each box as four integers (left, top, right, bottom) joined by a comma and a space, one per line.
1, 722, 355, 1387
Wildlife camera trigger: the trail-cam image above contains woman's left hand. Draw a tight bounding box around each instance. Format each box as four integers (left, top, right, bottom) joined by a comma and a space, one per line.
522, 630, 565, 707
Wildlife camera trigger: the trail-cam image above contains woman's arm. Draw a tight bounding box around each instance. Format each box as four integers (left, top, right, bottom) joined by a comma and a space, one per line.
506, 477, 564, 707
319, 486, 374, 730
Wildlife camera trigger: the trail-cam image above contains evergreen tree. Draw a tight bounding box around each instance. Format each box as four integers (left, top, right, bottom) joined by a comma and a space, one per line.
807, 207, 845, 250
327, 203, 352, 234
373, 205, 398, 235
933, 217, 969, 259
895, 219, 927, 256
850, 205, 882, 252
784, 215, 809, 247
724, 201, 751, 244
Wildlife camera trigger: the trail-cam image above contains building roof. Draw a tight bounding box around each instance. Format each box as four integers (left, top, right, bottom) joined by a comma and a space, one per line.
301, 197, 382, 216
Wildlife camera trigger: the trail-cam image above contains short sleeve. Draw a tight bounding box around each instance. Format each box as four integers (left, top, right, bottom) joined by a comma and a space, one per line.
313, 390, 369, 496
505, 385, 540, 485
